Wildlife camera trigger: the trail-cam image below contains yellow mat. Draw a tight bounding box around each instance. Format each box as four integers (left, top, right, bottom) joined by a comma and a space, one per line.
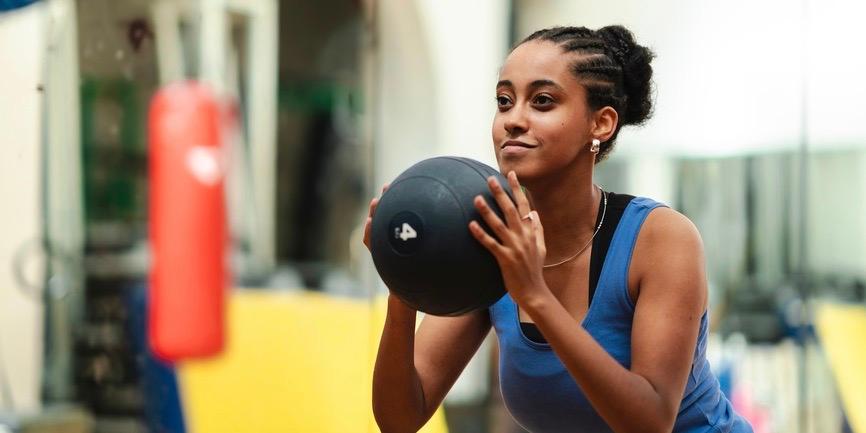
815, 302, 866, 433
177, 290, 448, 433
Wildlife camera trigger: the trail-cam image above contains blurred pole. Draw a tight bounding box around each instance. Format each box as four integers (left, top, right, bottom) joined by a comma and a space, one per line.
42, 0, 84, 403
151, 0, 185, 84
796, 0, 811, 431
198, 0, 227, 94
238, 0, 279, 270
359, 0, 380, 304
360, 2, 380, 433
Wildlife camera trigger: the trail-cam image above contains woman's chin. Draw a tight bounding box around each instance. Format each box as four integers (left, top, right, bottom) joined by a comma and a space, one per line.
496, 160, 538, 180
496, 155, 520, 172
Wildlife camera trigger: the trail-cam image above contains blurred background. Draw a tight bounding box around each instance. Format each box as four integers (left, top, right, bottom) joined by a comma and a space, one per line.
0, 0, 864, 432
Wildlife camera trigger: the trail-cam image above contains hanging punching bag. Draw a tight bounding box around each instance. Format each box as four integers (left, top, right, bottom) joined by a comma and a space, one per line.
148, 82, 228, 362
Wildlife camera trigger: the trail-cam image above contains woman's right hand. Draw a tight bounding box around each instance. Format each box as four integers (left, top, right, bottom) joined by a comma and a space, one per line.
362, 183, 389, 252
362, 183, 417, 316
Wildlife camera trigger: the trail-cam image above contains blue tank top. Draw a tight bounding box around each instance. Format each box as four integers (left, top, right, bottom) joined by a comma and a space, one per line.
489, 196, 752, 433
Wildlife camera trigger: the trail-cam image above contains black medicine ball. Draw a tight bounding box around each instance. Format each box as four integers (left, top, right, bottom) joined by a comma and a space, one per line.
370, 156, 516, 316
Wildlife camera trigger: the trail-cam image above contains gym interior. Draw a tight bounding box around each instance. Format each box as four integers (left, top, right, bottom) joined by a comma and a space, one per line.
1, 0, 865, 432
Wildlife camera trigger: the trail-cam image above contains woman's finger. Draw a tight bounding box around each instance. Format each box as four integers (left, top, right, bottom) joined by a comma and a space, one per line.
530, 210, 546, 257
368, 182, 390, 217
474, 195, 512, 243
507, 171, 532, 220
368, 197, 380, 218
363, 184, 391, 250
363, 217, 373, 248
487, 176, 522, 229
468, 220, 505, 258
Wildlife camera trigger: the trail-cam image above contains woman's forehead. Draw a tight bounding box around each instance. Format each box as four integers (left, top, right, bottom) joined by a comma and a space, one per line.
499, 41, 576, 87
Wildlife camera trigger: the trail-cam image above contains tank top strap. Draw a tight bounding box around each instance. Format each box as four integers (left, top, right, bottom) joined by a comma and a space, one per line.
593, 196, 669, 312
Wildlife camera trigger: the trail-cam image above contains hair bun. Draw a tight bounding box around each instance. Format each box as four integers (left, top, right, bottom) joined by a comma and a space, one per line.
596, 25, 655, 126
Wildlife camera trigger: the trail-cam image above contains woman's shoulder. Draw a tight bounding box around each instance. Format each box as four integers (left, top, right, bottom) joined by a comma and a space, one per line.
602, 191, 701, 246
626, 194, 707, 305
629, 195, 702, 255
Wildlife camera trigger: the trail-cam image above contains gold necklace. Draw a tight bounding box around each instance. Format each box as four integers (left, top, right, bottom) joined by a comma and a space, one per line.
542, 186, 607, 268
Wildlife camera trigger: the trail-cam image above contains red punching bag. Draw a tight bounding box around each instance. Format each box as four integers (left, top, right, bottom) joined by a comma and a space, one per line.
148, 82, 228, 362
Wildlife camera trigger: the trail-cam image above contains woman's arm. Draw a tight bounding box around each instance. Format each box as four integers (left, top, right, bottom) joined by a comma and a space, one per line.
523, 207, 706, 433
372, 294, 492, 433
366, 188, 493, 433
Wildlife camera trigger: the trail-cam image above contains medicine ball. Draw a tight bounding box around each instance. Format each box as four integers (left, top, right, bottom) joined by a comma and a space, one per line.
370, 156, 515, 316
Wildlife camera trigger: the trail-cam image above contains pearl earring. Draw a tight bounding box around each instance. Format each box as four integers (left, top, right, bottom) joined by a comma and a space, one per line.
590, 139, 601, 153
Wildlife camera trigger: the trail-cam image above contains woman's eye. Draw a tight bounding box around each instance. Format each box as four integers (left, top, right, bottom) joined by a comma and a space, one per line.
496, 95, 512, 107
533, 95, 554, 106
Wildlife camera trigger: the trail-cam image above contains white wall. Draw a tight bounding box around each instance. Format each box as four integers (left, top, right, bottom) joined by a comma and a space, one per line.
373, 0, 439, 189
0, 2, 47, 413
374, 0, 509, 188
415, 0, 510, 168
516, 0, 866, 158
803, 0, 866, 150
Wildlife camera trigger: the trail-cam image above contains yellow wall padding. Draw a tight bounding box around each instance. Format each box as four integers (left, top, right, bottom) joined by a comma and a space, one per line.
815, 302, 866, 433
177, 290, 449, 433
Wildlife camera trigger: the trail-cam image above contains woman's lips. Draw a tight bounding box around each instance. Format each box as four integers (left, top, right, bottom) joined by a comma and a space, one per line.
501, 140, 536, 149
500, 140, 537, 156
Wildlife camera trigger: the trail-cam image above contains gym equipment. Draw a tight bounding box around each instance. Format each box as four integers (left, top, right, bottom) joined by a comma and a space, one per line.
370, 157, 514, 316
148, 82, 228, 361
179, 291, 449, 433
816, 302, 866, 433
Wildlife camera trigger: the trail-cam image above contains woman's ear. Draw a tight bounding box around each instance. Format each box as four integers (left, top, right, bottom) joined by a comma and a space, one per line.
592, 106, 619, 143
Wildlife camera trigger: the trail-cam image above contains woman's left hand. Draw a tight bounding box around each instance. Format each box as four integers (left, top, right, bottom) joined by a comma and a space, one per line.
468, 171, 550, 306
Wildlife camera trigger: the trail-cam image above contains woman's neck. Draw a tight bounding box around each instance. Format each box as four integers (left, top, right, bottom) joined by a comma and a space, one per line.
524, 163, 601, 264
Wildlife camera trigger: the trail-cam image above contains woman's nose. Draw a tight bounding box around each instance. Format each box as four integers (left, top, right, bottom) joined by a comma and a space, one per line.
503, 105, 528, 136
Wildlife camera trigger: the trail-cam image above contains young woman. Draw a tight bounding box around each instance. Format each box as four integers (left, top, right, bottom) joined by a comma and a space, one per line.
367, 25, 752, 433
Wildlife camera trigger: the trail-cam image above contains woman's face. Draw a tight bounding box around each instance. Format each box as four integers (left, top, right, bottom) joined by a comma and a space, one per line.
492, 40, 595, 181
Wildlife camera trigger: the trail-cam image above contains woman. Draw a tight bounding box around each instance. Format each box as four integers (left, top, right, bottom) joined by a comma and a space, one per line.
368, 25, 752, 433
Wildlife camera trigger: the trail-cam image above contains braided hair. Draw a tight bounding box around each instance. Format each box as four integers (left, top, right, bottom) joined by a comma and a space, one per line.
519, 25, 655, 162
